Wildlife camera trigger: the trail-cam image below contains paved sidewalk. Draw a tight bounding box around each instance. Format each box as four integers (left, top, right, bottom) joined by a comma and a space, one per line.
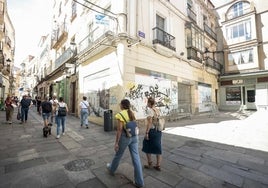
0, 108, 268, 188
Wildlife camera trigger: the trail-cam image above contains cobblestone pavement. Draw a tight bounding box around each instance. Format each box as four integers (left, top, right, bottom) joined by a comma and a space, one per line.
0, 108, 268, 188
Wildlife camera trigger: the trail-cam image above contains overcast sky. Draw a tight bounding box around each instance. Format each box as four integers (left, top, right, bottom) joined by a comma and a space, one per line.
7, 0, 52, 66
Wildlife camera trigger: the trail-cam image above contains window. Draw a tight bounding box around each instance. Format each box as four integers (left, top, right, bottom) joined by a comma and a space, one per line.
226, 87, 241, 105
247, 90, 255, 102
187, 26, 203, 50
226, 19, 251, 42
227, 2, 251, 20
58, 2, 62, 17
71, 1, 77, 21
228, 49, 253, 65
156, 14, 165, 42
156, 14, 165, 30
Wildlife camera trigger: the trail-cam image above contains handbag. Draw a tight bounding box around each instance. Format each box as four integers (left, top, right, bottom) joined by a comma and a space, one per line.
119, 113, 139, 137
17, 111, 21, 120
152, 108, 165, 131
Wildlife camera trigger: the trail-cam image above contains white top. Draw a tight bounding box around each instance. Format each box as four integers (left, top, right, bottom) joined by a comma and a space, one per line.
50, 99, 58, 105
80, 100, 89, 109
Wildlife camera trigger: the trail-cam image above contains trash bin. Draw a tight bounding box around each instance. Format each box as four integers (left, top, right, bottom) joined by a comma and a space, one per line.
104, 110, 113, 131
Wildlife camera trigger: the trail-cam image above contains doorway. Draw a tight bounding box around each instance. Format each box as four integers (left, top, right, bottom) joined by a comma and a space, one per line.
245, 86, 256, 110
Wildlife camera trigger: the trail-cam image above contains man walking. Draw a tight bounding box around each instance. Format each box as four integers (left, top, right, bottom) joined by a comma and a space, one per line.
19, 94, 32, 124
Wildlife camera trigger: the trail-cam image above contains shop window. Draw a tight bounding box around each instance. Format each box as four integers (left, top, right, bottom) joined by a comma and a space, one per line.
247, 90, 255, 102
226, 87, 241, 104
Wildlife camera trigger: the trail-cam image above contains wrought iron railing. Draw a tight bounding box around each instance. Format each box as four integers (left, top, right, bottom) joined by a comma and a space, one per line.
204, 23, 217, 41
152, 27, 176, 51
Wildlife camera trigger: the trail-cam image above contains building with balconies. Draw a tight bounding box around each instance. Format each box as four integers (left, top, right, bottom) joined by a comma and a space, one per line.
68, 0, 221, 124
216, 0, 268, 111
34, 0, 221, 122
0, 0, 15, 99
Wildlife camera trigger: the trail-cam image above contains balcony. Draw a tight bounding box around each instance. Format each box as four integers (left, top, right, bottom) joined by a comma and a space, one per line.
55, 47, 74, 69
205, 57, 223, 72
0, 23, 4, 39
204, 23, 217, 41
187, 7, 196, 23
186, 47, 202, 63
5, 36, 11, 48
152, 27, 176, 51
51, 23, 68, 49
0, 2, 3, 24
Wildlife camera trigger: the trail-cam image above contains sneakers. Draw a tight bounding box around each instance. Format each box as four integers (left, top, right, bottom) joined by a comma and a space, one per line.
133, 181, 144, 188
86, 126, 89, 129
62, 132, 65, 136
106, 163, 114, 176
56, 135, 60, 139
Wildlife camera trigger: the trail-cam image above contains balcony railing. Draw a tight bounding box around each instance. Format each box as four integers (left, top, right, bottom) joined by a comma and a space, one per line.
187, 47, 203, 63
55, 47, 74, 69
205, 57, 223, 72
187, 7, 196, 22
204, 23, 217, 41
152, 27, 176, 51
51, 22, 68, 49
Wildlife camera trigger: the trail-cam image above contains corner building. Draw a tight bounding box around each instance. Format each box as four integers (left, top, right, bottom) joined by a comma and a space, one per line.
216, 0, 268, 111
72, 0, 221, 125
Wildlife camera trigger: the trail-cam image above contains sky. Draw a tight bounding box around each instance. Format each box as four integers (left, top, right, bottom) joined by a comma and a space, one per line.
7, 0, 52, 66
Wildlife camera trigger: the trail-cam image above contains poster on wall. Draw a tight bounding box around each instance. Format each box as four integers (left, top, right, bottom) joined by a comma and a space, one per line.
125, 73, 178, 119
198, 83, 212, 112
83, 68, 110, 118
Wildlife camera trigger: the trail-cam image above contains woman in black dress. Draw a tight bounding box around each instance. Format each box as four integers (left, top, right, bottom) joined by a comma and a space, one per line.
142, 97, 162, 171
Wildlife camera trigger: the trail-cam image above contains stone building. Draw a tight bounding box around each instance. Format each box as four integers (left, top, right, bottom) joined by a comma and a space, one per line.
0, 0, 15, 99
34, 0, 221, 125
216, 0, 268, 110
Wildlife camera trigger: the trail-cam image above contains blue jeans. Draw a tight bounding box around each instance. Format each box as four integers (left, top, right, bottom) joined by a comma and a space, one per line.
109, 135, 144, 187
80, 109, 89, 126
21, 107, 29, 122
56, 115, 66, 135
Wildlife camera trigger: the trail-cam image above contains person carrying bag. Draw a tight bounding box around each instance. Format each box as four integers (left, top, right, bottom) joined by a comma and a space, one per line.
79, 96, 90, 129
106, 99, 144, 188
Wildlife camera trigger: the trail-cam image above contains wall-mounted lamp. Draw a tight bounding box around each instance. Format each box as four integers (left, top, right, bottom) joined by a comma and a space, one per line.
127, 39, 141, 48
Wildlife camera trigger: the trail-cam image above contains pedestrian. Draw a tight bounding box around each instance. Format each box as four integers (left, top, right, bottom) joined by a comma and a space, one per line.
40, 97, 52, 127
142, 97, 163, 171
55, 97, 68, 139
80, 96, 89, 128
50, 95, 58, 125
106, 99, 144, 188
5, 96, 15, 124
19, 94, 32, 124
36, 96, 42, 113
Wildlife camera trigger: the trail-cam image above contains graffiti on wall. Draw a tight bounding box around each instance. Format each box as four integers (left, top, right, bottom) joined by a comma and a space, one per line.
198, 83, 212, 112
125, 74, 178, 119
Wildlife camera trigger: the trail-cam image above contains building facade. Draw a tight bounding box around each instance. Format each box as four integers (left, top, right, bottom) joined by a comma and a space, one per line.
216, 0, 268, 111
0, 0, 15, 100
74, 0, 221, 124
32, 0, 221, 125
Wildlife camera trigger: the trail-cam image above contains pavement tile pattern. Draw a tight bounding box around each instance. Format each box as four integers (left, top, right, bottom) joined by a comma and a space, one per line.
0, 108, 268, 188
